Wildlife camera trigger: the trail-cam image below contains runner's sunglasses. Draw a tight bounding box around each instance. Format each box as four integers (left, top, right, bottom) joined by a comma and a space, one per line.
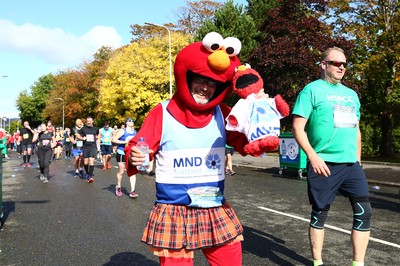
325, 61, 347, 68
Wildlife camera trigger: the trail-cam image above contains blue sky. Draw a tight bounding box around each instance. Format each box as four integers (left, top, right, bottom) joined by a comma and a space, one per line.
0, 0, 247, 120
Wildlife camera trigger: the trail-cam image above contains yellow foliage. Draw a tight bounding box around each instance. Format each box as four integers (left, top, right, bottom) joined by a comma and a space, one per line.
99, 31, 192, 126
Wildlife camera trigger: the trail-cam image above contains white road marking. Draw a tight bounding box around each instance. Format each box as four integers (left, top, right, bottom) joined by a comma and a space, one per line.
257, 206, 400, 249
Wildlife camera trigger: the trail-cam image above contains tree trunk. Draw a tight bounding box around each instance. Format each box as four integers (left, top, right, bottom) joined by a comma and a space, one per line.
380, 111, 394, 156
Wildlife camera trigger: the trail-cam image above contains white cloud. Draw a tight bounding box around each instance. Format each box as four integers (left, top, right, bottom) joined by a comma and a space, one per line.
0, 19, 123, 65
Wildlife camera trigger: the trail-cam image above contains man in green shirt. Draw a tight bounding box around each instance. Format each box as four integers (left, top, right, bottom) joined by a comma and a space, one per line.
292, 47, 371, 266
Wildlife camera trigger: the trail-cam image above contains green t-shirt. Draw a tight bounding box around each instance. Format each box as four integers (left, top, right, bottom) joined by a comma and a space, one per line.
292, 79, 360, 163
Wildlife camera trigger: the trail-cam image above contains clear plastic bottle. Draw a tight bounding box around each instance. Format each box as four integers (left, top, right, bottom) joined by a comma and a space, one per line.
136, 137, 149, 172
281, 140, 287, 156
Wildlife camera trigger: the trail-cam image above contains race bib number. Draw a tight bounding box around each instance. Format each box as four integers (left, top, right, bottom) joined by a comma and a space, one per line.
333, 105, 358, 128
187, 186, 223, 208
42, 140, 50, 146
76, 140, 83, 147
86, 134, 95, 142
23, 134, 29, 139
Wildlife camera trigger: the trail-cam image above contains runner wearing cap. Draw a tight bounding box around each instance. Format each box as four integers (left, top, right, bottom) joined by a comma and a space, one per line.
112, 118, 138, 197
70, 119, 84, 178
99, 121, 113, 170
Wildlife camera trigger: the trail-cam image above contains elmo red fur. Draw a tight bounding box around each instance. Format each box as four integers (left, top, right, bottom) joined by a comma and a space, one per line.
226, 65, 290, 157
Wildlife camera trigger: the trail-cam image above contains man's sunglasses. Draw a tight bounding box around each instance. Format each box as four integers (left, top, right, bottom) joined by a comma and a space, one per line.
193, 77, 217, 88
325, 61, 347, 68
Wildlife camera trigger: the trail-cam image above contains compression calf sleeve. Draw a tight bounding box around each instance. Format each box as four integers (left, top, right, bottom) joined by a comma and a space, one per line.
310, 205, 330, 229
350, 196, 372, 231
89, 165, 94, 175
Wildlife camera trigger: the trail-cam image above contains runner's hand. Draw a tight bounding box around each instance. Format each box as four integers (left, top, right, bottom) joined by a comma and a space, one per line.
308, 154, 331, 177
129, 146, 153, 166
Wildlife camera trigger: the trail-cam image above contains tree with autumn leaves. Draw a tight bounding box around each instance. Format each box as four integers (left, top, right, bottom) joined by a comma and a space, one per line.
325, 0, 400, 156
98, 31, 191, 125
248, 0, 353, 126
40, 46, 113, 128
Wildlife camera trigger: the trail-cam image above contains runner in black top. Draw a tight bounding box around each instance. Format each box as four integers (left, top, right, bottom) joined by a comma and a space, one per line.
19, 121, 35, 168
76, 116, 99, 183
33, 123, 56, 183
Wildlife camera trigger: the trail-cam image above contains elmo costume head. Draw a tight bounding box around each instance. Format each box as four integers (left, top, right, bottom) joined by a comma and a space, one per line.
232, 64, 265, 98
174, 32, 242, 112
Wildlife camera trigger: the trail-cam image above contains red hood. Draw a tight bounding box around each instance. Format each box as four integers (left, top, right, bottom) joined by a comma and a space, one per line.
167, 34, 241, 128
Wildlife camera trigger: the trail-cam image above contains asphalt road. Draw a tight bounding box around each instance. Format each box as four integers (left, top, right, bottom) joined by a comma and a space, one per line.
1, 152, 399, 265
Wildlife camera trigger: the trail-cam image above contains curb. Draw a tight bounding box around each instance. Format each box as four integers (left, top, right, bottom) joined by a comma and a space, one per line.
232, 154, 400, 188
367, 179, 400, 188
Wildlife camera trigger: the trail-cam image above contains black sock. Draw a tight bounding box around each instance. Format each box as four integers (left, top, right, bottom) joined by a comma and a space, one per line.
89, 165, 94, 175
84, 165, 89, 174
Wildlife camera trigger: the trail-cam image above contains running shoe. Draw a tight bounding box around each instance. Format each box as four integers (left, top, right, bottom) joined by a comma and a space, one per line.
102, 165, 107, 170
43, 177, 49, 183
87, 177, 94, 183
5, 155, 10, 159
115, 186, 123, 197
40, 174, 45, 181
79, 170, 84, 178
107, 162, 112, 169
27, 163, 32, 168
22, 163, 27, 168
129, 191, 139, 198
74, 171, 80, 178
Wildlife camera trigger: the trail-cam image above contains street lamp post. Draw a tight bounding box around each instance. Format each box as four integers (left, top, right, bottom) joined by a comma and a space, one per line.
54, 98, 65, 129
145, 22, 173, 98
1, 76, 8, 130
1, 117, 6, 130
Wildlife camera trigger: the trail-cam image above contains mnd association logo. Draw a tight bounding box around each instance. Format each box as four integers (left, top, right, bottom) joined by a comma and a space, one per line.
172, 153, 222, 174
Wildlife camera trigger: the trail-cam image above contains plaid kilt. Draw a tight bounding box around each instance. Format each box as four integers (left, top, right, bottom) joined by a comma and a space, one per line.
141, 201, 243, 250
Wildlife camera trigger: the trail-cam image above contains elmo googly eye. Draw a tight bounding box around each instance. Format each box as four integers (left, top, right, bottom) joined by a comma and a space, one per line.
221, 37, 241, 57
202, 32, 224, 53
235, 63, 251, 73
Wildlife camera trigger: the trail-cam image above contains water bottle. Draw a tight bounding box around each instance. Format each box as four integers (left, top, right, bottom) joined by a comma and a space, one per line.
136, 137, 149, 172
281, 140, 287, 156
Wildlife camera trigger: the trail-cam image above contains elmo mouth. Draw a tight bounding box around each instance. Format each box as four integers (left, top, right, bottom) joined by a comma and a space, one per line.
236, 74, 259, 89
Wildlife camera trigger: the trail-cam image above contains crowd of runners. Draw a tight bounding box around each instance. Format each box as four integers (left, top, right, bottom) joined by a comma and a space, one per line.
0, 117, 145, 197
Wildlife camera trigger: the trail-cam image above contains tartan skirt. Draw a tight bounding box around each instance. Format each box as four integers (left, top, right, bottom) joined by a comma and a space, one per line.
141, 201, 243, 250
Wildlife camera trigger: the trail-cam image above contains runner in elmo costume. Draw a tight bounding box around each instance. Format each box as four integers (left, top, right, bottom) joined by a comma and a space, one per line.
125, 32, 269, 265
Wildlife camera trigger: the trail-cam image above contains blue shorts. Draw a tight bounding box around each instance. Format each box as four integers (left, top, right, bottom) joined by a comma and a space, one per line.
72, 148, 83, 158
225, 146, 234, 155
307, 161, 369, 209
100, 144, 112, 155
21, 144, 32, 151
